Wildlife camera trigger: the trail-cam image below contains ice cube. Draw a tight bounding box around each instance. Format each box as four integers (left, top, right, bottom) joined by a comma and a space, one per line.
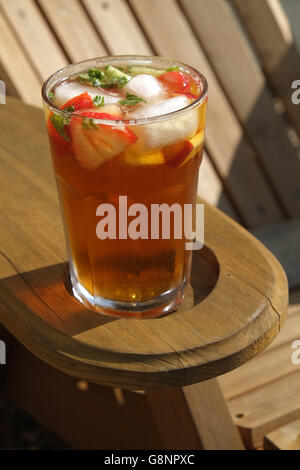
124, 74, 164, 100
54, 81, 120, 107
131, 95, 191, 119
129, 96, 199, 152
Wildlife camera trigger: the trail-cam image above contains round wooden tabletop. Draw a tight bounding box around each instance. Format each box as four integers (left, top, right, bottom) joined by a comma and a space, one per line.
0, 98, 289, 390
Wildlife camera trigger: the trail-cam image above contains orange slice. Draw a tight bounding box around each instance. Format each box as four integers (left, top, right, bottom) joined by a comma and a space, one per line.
120, 150, 165, 166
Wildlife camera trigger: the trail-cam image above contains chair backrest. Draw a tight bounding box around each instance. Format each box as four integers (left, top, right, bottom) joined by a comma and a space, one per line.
0, 0, 299, 229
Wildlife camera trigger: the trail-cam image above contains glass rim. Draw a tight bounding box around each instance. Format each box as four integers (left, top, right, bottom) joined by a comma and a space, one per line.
41, 55, 208, 126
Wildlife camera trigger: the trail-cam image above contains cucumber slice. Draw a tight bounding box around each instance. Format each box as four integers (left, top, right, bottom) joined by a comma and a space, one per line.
105, 65, 131, 82
127, 66, 166, 77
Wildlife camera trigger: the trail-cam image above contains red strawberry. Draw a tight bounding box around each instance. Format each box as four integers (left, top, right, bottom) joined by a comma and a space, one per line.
70, 112, 137, 171
158, 71, 191, 95
61, 92, 93, 111
47, 93, 94, 155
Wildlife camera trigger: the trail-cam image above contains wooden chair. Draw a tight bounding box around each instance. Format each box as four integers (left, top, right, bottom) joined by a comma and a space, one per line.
0, 97, 288, 449
0, 0, 299, 449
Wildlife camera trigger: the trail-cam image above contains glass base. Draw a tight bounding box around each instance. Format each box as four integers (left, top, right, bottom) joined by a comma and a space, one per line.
70, 271, 186, 319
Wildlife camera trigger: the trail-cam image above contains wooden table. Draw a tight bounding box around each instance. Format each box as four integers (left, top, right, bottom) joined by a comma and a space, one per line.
0, 97, 288, 450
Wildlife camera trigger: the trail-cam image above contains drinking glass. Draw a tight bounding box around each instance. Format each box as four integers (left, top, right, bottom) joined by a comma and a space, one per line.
42, 56, 207, 318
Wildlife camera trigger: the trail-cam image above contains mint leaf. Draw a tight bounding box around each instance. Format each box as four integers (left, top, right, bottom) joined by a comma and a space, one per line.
77, 72, 91, 83
93, 95, 105, 107
101, 76, 128, 89
64, 105, 75, 113
88, 67, 104, 79
48, 91, 54, 101
92, 78, 102, 87
50, 113, 70, 141
75, 66, 129, 89
166, 66, 179, 72
120, 93, 145, 106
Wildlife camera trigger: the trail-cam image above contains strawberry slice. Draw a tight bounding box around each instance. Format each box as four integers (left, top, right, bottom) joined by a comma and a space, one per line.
47, 92, 93, 155
70, 111, 137, 171
164, 130, 204, 168
158, 71, 191, 95
61, 91, 93, 111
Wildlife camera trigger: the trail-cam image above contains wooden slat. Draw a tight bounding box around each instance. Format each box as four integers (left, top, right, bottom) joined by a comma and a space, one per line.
147, 380, 245, 450
264, 418, 300, 450
82, 0, 152, 55
233, 0, 300, 137
220, 298, 300, 400
183, 380, 245, 449
146, 388, 202, 449
220, 322, 299, 400
229, 370, 300, 449
0, 0, 68, 81
129, 0, 283, 228
0, 12, 41, 106
180, 0, 300, 218
37, 0, 107, 62
198, 153, 240, 222
253, 219, 300, 289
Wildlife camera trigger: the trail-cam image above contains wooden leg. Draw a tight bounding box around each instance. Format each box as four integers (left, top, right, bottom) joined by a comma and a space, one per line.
146, 378, 245, 450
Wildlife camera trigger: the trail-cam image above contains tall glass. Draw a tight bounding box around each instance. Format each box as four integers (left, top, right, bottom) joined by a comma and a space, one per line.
42, 56, 207, 318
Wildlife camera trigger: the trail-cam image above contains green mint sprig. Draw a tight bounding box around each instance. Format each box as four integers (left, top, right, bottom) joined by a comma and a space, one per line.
50, 113, 71, 141
93, 95, 105, 107
166, 66, 179, 72
76, 66, 130, 89
120, 93, 145, 106
64, 105, 75, 113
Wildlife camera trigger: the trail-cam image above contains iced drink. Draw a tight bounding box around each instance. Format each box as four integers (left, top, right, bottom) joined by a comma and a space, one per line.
42, 56, 207, 317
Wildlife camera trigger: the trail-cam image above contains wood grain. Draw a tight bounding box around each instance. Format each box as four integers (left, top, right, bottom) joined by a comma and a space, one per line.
0, 0, 68, 80
37, 0, 107, 62
82, 0, 152, 55
180, 0, 300, 218
229, 370, 300, 449
220, 290, 299, 397
198, 152, 240, 222
219, 313, 300, 400
0, 11, 41, 106
0, 97, 288, 390
253, 219, 300, 289
264, 418, 300, 450
233, 0, 300, 136
182, 379, 245, 449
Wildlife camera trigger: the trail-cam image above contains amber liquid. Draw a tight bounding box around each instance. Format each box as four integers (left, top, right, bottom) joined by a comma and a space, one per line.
53, 149, 201, 296
47, 97, 206, 315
